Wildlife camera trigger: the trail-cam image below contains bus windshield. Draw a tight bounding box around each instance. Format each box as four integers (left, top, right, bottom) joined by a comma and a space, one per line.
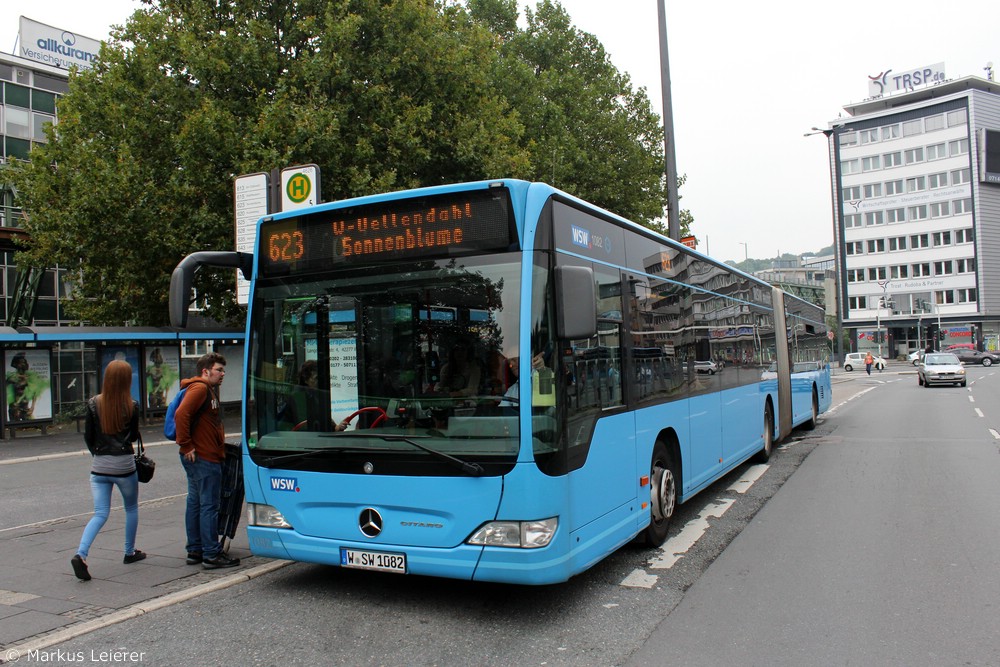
246, 253, 529, 475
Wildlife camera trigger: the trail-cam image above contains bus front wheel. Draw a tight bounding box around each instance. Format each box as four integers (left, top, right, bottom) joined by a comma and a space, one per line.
644, 441, 677, 547
754, 404, 775, 463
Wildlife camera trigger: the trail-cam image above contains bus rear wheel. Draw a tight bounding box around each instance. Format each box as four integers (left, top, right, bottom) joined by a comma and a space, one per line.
644, 441, 677, 547
754, 404, 775, 462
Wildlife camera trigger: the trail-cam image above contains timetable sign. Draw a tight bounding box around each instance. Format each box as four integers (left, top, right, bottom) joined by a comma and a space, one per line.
235, 172, 270, 305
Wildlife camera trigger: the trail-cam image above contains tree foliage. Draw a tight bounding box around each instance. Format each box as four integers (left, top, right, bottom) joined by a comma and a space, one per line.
8, 0, 685, 325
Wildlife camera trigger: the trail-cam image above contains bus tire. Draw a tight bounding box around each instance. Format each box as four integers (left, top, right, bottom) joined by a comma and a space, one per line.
754, 403, 775, 463
802, 389, 819, 430
644, 441, 677, 547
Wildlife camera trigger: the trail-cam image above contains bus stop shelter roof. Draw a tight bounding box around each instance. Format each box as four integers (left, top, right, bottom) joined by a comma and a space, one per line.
5, 326, 244, 343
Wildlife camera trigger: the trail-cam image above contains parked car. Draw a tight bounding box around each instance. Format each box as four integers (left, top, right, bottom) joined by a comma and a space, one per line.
944, 343, 975, 351
918, 352, 966, 387
694, 360, 718, 374
843, 352, 885, 371
908, 349, 925, 366
951, 348, 1000, 366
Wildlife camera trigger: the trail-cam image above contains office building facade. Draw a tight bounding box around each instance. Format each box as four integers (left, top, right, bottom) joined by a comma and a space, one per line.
827, 76, 1000, 357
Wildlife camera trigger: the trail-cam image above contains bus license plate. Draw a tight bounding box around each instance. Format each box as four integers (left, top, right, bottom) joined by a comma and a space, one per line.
341, 548, 406, 574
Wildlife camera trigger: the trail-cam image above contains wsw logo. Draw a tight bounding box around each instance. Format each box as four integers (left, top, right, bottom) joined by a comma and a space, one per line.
570, 225, 611, 254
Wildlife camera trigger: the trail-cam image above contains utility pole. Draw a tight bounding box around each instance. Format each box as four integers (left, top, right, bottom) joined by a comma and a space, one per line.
657, 0, 680, 241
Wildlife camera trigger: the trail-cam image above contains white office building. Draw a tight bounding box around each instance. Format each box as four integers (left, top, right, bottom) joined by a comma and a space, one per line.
826, 73, 1000, 357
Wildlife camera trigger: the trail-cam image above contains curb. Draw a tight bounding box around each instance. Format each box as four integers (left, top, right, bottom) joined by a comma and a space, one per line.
0, 560, 291, 664
0, 434, 243, 467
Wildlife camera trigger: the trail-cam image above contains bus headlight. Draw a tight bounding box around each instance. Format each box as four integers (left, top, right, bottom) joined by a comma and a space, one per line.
467, 517, 557, 548
247, 503, 293, 529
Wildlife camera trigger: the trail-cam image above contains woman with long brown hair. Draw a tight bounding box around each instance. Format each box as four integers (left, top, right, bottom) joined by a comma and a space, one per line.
71, 359, 145, 581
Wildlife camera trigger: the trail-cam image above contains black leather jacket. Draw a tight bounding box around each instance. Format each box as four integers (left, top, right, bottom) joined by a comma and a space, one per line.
84, 397, 140, 456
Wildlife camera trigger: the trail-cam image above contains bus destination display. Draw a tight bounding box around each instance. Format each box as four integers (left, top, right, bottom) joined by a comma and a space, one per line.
260, 189, 515, 275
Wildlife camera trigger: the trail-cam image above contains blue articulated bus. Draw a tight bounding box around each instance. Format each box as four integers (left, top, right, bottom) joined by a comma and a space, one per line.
170, 179, 831, 584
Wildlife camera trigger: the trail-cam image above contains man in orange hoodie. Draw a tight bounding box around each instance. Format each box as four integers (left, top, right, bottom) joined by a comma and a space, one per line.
177, 352, 240, 570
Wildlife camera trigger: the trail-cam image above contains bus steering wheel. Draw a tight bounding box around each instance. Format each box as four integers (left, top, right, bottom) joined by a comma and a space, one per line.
342, 406, 389, 429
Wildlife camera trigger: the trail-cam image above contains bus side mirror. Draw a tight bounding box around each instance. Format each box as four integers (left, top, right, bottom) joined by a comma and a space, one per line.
554, 265, 597, 340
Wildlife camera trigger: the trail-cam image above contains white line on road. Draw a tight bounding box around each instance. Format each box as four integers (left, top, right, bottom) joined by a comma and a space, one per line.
727, 464, 769, 494
975, 408, 984, 418
990, 429, 1000, 440
969, 395, 975, 403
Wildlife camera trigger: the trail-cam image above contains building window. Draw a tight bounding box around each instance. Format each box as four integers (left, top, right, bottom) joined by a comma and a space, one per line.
866, 239, 885, 253
5, 137, 31, 160
949, 138, 969, 156
864, 183, 882, 198
955, 228, 974, 244
933, 260, 953, 275
5, 106, 30, 139
908, 205, 928, 220
910, 233, 929, 249
862, 155, 881, 171
956, 258, 975, 273
846, 241, 863, 255
4, 82, 30, 108
860, 129, 879, 144
951, 168, 971, 185
932, 231, 952, 246
912, 263, 931, 277
886, 208, 905, 223
31, 89, 57, 114
849, 296, 868, 310
928, 172, 948, 189
924, 114, 945, 132
906, 176, 926, 192
904, 147, 924, 164
885, 179, 904, 195
844, 213, 862, 228
881, 124, 900, 140
888, 236, 907, 251
882, 151, 902, 167
926, 143, 947, 161
865, 211, 884, 226
867, 267, 887, 281
953, 198, 972, 214
947, 109, 966, 127
902, 119, 923, 136
956, 288, 977, 303
935, 290, 955, 305
846, 269, 865, 282
32, 113, 54, 142
843, 185, 861, 200
890, 265, 909, 279
929, 202, 950, 218
839, 132, 858, 147
841, 159, 860, 175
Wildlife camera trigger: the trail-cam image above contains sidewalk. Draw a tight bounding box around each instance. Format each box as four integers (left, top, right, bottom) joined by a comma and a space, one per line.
0, 414, 288, 660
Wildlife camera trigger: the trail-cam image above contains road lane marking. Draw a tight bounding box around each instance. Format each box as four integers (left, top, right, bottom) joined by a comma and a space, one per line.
989, 429, 1000, 440
727, 464, 769, 493
975, 408, 984, 418
969, 395, 975, 403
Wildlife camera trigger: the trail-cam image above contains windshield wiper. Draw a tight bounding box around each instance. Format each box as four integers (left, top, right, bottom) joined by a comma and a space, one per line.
261, 446, 381, 467
331, 433, 485, 476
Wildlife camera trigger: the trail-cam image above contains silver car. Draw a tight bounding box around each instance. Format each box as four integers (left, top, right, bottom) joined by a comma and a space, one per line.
918, 353, 966, 387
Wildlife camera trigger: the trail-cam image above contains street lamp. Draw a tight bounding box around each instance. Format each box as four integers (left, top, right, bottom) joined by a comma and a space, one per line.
805, 125, 843, 367
738, 242, 748, 262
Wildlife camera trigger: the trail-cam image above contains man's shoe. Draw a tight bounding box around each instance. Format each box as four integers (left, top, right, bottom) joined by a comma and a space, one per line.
71, 554, 91, 581
186, 552, 203, 565
202, 554, 241, 570
123, 550, 147, 564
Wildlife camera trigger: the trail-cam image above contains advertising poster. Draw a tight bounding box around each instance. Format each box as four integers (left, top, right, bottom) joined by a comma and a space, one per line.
4, 349, 53, 424
144, 345, 181, 410
100, 346, 141, 404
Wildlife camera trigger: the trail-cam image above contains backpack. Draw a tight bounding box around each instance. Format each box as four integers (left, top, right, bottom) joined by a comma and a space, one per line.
164, 386, 210, 441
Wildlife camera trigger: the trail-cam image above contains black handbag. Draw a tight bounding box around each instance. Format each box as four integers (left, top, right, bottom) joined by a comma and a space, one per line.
135, 434, 155, 483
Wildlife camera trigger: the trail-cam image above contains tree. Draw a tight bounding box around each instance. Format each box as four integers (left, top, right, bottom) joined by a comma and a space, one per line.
469, 0, 680, 227
8, 0, 529, 325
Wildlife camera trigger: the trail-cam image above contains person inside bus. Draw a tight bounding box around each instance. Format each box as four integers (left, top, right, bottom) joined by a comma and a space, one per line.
498, 352, 546, 407
439, 340, 482, 398
281, 360, 349, 431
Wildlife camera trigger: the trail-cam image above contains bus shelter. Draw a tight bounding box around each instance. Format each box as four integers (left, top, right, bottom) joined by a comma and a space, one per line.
0, 326, 244, 438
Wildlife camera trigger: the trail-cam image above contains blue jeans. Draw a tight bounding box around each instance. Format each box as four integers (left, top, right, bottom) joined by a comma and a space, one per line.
77, 472, 139, 559
180, 455, 223, 559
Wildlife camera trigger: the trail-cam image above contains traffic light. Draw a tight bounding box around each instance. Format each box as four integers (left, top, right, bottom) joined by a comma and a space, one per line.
878, 296, 886, 308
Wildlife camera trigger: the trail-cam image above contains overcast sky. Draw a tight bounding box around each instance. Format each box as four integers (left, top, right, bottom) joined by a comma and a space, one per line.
2, 1, 997, 263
